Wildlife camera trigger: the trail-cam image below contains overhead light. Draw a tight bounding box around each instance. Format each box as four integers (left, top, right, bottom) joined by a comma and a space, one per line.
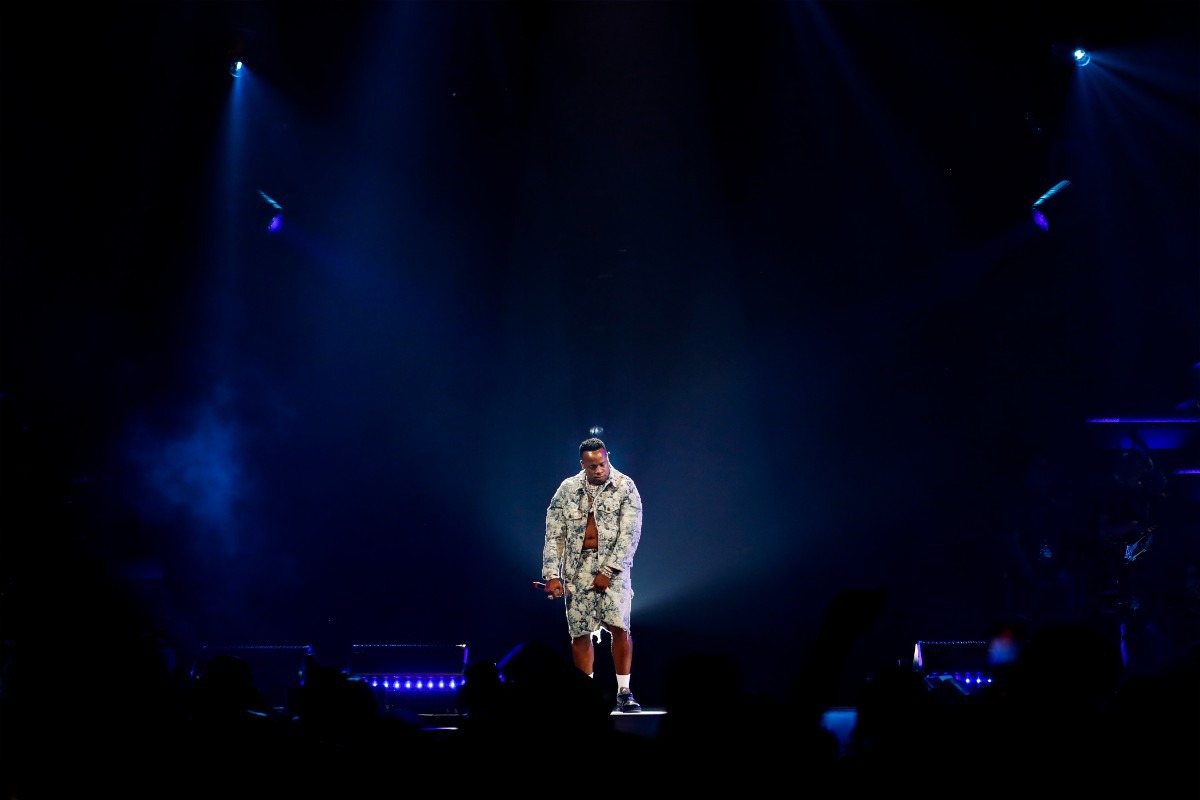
257, 190, 284, 234
1031, 179, 1072, 232
227, 27, 257, 78
1051, 42, 1094, 68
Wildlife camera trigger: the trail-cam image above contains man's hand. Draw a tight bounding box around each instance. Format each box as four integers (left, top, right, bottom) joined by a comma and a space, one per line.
591, 573, 611, 593
544, 578, 564, 599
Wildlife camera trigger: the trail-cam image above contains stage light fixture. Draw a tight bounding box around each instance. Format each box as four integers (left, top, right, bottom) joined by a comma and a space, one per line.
227, 27, 257, 78
1073, 48, 1092, 67
257, 190, 284, 234
1031, 179, 1072, 232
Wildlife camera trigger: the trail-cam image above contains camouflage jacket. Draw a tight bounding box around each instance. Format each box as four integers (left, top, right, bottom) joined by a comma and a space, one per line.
542, 467, 643, 585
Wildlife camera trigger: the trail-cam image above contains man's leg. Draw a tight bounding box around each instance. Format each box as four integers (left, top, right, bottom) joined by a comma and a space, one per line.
571, 633, 595, 675
610, 626, 640, 711
610, 626, 632, 674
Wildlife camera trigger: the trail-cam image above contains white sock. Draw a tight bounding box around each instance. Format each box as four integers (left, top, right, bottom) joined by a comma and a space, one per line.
616, 673, 631, 692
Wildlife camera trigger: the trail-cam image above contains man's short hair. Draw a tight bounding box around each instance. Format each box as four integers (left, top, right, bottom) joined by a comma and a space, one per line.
579, 437, 606, 455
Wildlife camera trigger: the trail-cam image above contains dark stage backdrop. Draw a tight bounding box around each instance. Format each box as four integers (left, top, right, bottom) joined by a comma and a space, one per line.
3, 1, 1197, 708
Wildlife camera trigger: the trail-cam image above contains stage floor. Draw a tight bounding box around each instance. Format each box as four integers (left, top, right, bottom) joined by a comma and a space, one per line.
410, 706, 857, 749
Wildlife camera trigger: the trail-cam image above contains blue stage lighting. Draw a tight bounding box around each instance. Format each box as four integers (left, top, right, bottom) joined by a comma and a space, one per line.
257, 190, 284, 234
1031, 179, 1072, 232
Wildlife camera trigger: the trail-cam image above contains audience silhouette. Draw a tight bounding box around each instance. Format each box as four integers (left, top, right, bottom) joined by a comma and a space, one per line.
2, 580, 1196, 797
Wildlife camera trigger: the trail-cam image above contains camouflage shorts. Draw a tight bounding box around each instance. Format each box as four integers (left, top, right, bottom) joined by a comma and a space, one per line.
565, 550, 632, 640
